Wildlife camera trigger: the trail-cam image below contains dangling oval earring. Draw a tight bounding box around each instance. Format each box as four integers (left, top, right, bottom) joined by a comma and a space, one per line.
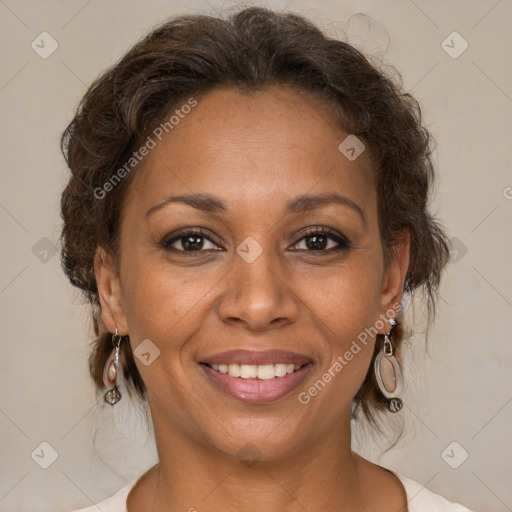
374, 318, 404, 412
103, 328, 123, 405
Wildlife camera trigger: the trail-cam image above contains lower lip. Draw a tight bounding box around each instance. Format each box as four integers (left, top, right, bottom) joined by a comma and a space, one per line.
201, 363, 313, 404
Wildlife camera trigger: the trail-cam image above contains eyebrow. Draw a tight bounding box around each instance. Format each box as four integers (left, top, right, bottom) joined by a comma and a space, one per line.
145, 192, 366, 226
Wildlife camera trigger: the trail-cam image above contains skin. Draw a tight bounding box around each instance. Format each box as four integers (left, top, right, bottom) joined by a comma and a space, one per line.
95, 86, 410, 512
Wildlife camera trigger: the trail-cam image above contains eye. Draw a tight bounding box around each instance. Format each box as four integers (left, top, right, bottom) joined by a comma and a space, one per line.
161, 228, 223, 253
160, 226, 351, 254
290, 226, 351, 252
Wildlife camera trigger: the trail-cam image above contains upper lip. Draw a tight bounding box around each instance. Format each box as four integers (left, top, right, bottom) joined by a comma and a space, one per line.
200, 349, 312, 366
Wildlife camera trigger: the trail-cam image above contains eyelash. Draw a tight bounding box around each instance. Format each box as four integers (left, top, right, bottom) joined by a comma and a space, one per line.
160, 226, 351, 254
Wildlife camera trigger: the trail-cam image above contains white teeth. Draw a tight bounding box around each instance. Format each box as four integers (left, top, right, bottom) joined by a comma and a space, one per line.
209, 362, 304, 379
274, 364, 288, 377
257, 364, 275, 380
228, 363, 241, 377
240, 364, 257, 379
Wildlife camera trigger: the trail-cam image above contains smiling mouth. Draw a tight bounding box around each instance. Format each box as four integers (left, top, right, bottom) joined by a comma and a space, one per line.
200, 361, 313, 404
203, 363, 306, 380
199, 348, 313, 404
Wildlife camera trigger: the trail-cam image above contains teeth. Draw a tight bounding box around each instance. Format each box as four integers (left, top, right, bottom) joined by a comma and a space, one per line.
228, 363, 241, 377
274, 364, 288, 377
257, 364, 275, 380
240, 364, 257, 379
209, 363, 304, 379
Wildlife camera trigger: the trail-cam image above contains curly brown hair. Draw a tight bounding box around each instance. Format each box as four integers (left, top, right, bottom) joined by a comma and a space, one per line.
60, 6, 450, 430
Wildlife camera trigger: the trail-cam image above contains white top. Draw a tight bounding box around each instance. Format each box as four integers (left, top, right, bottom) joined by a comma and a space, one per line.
68, 471, 474, 512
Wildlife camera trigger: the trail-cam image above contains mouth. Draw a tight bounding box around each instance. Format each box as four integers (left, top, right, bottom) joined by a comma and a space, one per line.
199, 349, 313, 404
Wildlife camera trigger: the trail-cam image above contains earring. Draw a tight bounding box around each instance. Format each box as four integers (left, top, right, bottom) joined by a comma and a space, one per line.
103, 329, 123, 405
374, 318, 404, 412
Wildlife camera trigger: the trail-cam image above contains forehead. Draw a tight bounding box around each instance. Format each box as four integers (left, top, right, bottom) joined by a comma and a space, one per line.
124, 86, 375, 217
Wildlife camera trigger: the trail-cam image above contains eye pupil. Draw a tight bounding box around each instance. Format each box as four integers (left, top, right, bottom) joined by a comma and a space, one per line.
306, 235, 327, 250
183, 235, 204, 250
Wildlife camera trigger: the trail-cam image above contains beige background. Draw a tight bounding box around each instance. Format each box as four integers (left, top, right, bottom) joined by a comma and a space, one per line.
0, 0, 511, 511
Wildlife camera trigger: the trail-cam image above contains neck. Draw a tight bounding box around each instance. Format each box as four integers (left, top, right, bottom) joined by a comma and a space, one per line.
137, 408, 372, 512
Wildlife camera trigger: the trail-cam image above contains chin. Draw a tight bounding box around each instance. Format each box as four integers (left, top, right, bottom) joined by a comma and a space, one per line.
202, 414, 312, 464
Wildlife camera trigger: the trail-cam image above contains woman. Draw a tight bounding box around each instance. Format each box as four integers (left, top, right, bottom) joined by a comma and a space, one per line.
60, 6, 473, 511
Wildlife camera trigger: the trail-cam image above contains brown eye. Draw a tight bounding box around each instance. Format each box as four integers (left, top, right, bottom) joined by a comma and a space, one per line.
161, 229, 223, 252
291, 227, 351, 252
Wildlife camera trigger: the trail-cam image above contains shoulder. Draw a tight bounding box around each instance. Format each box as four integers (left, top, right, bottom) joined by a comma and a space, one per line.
395, 473, 475, 512
65, 477, 137, 512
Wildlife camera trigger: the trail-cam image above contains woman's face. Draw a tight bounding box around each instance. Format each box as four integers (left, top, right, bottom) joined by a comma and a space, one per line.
96, 86, 409, 461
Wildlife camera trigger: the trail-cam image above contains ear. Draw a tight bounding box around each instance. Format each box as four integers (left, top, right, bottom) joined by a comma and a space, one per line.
94, 246, 129, 335
378, 228, 410, 328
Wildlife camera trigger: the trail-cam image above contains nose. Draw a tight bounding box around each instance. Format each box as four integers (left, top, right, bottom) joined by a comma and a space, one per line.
216, 243, 300, 332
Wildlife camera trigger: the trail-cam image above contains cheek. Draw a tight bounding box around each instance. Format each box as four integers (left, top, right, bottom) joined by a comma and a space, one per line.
300, 298, 378, 416
309, 251, 384, 333
120, 252, 202, 336
118, 254, 221, 392
119, 264, 199, 400
305, 255, 382, 392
